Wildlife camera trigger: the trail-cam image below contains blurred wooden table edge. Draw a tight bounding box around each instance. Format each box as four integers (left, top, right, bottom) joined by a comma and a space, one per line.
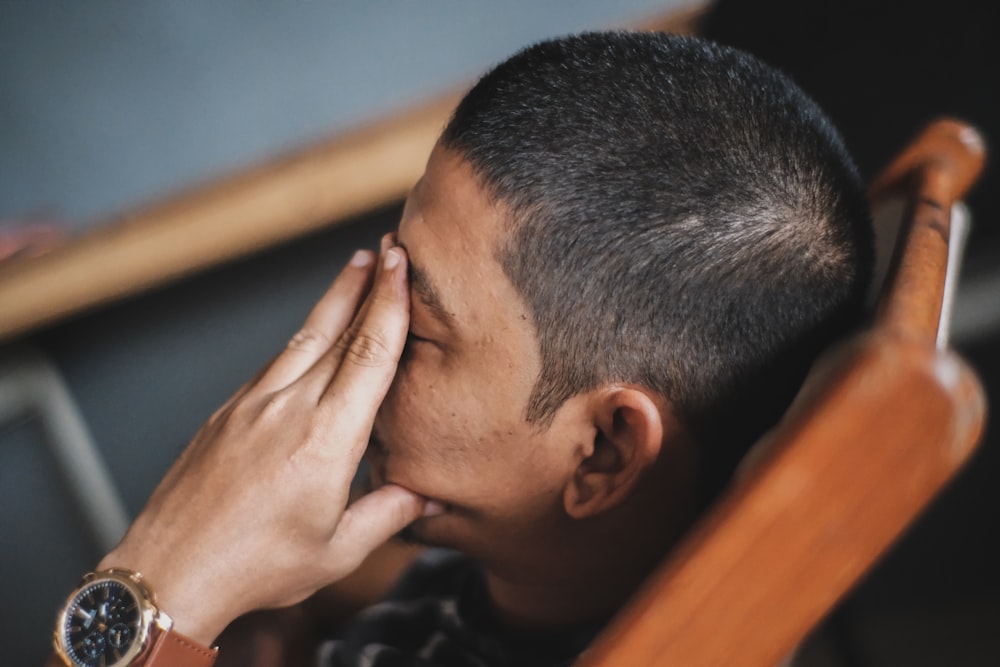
0, 2, 707, 344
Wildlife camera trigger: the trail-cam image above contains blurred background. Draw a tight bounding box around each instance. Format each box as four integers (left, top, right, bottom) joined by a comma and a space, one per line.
1, 1, 996, 665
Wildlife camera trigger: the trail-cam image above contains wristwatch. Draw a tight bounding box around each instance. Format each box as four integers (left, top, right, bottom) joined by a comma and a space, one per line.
53, 569, 218, 667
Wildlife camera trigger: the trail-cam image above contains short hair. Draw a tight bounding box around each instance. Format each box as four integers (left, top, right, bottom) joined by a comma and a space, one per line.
441, 32, 873, 504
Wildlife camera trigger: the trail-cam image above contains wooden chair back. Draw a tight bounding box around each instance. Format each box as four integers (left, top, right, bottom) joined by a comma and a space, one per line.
575, 119, 988, 667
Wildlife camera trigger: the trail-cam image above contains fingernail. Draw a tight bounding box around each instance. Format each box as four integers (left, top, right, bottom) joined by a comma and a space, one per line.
384, 248, 401, 270
349, 249, 373, 267
423, 500, 446, 517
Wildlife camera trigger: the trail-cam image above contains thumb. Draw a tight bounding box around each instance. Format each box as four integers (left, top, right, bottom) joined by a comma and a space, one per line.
328, 484, 434, 572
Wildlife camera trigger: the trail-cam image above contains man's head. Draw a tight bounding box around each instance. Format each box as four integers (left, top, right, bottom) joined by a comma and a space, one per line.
369, 32, 872, 583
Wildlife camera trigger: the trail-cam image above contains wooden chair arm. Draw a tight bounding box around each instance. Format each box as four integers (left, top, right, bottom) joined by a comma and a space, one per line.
577, 332, 985, 667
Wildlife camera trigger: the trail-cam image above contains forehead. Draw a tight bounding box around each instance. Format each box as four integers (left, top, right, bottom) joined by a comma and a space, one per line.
401, 145, 500, 257
398, 145, 521, 332
395, 145, 544, 429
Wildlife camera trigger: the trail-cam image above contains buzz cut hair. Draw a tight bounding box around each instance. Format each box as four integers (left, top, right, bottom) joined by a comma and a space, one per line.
441, 32, 873, 504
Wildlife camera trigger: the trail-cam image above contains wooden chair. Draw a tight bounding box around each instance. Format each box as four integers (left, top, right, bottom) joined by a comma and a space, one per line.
575, 119, 988, 667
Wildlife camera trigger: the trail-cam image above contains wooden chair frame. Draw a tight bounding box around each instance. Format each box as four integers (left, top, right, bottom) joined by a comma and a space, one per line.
576, 119, 987, 667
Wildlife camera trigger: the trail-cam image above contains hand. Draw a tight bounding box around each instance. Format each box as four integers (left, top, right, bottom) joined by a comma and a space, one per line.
98, 239, 436, 645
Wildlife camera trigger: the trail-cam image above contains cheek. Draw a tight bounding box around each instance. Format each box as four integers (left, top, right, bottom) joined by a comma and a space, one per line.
377, 361, 485, 480
376, 359, 555, 506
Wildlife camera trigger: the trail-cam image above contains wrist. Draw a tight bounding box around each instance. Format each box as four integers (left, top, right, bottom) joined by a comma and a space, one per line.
54, 568, 218, 666
96, 550, 226, 646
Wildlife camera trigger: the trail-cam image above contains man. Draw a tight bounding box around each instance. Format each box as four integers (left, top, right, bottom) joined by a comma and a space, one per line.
48, 32, 871, 667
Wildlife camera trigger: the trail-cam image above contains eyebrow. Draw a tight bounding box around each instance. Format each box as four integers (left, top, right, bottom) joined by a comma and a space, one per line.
407, 258, 457, 332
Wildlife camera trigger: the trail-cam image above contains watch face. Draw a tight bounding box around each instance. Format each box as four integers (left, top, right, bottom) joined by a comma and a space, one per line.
59, 577, 144, 667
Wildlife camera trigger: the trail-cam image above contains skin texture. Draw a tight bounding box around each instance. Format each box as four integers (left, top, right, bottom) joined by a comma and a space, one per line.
368, 144, 699, 629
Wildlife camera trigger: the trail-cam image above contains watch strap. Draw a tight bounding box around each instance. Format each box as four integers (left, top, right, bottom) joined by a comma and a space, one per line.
141, 627, 217, 667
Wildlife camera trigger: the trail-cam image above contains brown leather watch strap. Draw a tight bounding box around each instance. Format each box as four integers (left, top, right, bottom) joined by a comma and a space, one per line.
141, 628, 218, 667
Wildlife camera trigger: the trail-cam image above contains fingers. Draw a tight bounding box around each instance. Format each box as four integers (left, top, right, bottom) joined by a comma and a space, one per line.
327, 484, 427, 571
205, 362, 271, 428
254, 249, 377, 394
305, 247, 410, 443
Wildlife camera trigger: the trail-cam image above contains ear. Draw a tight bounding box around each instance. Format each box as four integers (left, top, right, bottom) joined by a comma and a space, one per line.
563, 386, 666, 519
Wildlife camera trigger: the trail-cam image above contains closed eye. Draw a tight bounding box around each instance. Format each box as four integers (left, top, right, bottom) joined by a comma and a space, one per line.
406, 331, 434, 345
402, 331, 435, 362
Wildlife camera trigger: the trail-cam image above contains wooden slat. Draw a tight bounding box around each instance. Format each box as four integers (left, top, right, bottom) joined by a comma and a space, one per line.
0, 96, 456, 341
635, 2, 707, 34
0, 2, 707, 343
871, 120, 986, 343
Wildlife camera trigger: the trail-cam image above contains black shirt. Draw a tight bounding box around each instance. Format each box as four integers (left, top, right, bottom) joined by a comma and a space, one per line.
316, 550, 605, 667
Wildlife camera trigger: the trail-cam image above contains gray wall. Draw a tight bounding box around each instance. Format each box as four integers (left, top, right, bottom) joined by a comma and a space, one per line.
1, 0, 686, 228
0, 2, 693, 664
